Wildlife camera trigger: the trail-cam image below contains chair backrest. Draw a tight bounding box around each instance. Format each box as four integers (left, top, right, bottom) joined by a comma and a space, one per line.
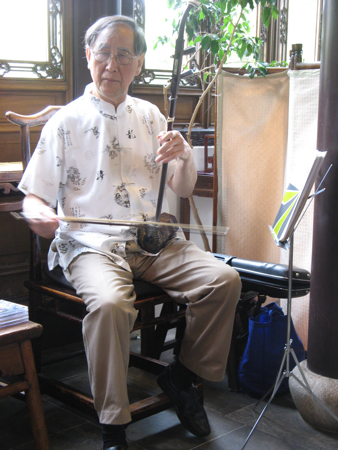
6, 106, 62, 171
5, 106, 62, 282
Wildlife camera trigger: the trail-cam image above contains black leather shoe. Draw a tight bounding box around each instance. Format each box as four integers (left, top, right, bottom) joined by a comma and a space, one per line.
157, 364, 211, 437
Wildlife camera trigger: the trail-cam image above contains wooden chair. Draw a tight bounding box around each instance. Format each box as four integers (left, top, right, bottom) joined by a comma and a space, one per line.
5, 106, 195, 423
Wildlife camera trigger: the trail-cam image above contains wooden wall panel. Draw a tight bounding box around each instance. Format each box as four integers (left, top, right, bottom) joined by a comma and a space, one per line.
0, 89, 63, 162
133, 85, 204, 128
0, 130, 41, 163
0, 91, 64, 121
0, 132, 21, 162
0, 215, 50, 302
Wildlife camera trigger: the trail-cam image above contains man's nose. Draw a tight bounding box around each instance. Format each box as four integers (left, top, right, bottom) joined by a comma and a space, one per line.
105, 55, 118, 72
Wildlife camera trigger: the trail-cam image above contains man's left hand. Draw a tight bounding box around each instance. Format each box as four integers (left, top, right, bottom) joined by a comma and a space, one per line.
156, 131, 192, 164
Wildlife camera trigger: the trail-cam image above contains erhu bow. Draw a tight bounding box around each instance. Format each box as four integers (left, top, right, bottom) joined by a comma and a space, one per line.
11, 212, 227, 237
136, 0, 200, 253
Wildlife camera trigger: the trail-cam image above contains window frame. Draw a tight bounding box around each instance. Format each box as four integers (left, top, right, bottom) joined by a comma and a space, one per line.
0, 0, 65, 80
133, 0, 199, 87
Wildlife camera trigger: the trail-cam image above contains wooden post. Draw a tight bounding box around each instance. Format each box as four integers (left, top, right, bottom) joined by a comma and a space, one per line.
307, 0, 338, 379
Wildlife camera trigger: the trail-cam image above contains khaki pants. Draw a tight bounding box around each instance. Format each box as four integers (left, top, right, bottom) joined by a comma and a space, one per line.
64, 239, 241, 425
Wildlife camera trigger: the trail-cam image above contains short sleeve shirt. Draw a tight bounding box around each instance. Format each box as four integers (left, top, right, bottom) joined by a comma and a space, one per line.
19, 84, 178, 272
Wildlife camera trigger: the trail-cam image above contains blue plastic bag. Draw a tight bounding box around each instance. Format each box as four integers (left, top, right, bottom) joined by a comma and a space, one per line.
237, 302, 305, 397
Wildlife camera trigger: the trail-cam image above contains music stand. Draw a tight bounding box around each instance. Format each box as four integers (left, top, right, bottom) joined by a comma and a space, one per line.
240, 150, 338, 450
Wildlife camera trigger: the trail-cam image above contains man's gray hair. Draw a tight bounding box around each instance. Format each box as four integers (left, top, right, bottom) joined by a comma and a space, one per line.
84, 15, 147, 55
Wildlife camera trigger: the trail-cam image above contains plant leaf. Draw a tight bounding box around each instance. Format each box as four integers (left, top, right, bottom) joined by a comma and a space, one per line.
272, 5, 279, 20
228, 22, 234, 35
262, 7, 272, 27
211, 40, 219, 55
201, 35, 212, 51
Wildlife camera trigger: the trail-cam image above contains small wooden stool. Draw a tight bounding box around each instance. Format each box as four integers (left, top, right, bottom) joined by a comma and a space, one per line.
0, 321, 50, 450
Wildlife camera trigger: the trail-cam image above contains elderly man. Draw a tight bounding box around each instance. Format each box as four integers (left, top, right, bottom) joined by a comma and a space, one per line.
19, 15, 241, 450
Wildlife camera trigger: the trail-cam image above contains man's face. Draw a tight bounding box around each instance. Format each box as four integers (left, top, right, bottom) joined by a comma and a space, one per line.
86, 25, 144, 107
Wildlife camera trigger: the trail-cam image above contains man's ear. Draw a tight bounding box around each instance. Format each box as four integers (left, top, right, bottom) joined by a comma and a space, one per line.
86, 47, 91, 68
135, 54, 145, 76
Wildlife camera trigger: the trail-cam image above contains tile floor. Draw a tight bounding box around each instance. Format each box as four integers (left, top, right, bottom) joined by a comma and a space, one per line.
1, 335, 338, 450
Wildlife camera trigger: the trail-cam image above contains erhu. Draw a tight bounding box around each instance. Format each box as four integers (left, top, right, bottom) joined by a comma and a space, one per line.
136, 0, 200, 253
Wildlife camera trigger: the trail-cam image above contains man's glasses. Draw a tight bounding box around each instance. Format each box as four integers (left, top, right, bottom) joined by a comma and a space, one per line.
93, 50, 137, 66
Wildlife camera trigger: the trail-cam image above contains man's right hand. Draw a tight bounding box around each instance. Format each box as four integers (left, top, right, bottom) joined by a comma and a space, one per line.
23, 193, 59, 239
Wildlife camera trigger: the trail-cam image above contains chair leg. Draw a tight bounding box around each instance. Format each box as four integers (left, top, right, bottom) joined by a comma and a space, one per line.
20, 339, 50, 450
141, 303, 184, 360
173, 305, 186, 356
140, 327, 157, 357
29, 290, 43, 372
151, 302, 175, 359
140, 304, 157, 357
226, 335, 240, 391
